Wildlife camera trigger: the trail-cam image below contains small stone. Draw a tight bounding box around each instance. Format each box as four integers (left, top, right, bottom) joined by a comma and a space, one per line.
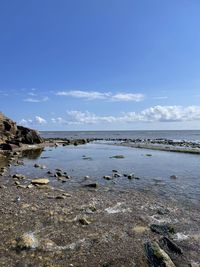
84, 183, 98, 188
12, 173, 26, 180
132, 226, 148, 234
110, 155, 125, 159
170, 175, 177, 179
113, 173, 121, 178
31, 178, 49, 185
27, 184, 34, 189
103, 175, 112, 180
34, 164, 40, 168
56, 171, 63, 177
55, 195, 66, 199
16, 232, 39, 250
79, 217, 91, 225
128, 173, 135, 179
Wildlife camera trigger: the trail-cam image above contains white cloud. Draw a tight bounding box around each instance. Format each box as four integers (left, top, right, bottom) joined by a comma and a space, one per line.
56, 90, 145, 102
19, 116, 47, 126
56, 90, 111, 100
64, 106, 200, 124
51, 117, 66, 124
35, 116, 47, 124
23, 96, 49, 103
111, 93, 144, 102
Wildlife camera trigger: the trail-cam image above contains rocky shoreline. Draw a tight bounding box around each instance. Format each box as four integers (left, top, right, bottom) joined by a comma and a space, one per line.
0, 141, 200, 266
0, 114, 200, 266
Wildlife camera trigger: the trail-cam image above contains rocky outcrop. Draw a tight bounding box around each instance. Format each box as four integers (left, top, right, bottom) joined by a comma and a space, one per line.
0, 112, 43, 150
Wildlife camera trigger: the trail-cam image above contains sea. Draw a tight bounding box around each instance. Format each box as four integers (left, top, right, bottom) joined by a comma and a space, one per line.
40, 130, 200, 142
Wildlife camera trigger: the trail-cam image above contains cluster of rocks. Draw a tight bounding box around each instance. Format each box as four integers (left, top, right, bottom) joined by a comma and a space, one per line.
0, 112, 43, 151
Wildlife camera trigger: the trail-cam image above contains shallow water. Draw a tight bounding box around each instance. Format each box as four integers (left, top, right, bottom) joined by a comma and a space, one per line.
7, 143, 200, 206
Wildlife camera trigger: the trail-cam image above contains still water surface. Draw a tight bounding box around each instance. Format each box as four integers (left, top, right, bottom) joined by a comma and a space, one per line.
8, 143, 200, 206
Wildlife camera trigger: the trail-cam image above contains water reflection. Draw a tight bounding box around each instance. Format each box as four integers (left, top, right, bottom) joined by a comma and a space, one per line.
22, 148, 43, 160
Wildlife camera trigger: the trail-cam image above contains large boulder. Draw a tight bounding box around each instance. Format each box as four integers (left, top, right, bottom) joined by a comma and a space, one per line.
0, 112, 43, 148
16, 126, 43, 144
0, 112, 18, 143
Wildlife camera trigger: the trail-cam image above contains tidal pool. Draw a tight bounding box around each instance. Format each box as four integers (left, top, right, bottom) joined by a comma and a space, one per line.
5, 143, 200, 207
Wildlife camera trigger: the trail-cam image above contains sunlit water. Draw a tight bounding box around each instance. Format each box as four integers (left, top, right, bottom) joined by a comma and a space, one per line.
40, 130, 200, 142
7, 143, 200, 207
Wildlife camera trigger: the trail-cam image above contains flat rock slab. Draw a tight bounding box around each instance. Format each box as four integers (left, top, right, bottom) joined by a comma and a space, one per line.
31, 178, 49, 185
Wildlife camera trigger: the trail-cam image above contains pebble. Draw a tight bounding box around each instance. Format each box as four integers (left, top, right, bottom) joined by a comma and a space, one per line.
31, 178, 49, 185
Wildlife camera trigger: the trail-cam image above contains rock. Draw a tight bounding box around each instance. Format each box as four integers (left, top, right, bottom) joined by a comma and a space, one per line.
103, 175, 112, 180
150, 224, 175, 235
112, 169, 118, 173
55, 195, 67, 199
162, 237, 183, 254
84, 175, 90, 180
0, 113, 43, 147
190, 261, 200, 267
79, 217, 91, 225
132, 226, 148, 234
34, 163, 40, 168
16, 232, 39, 250
146, 154, 152, 157
56, 171, 63, 177
113, 173, 121, 178
170, 175, 177, 179
145, 241, 176, 267
16, 125, 43, 144
31, 178, 49, 185
12, 173, 26, 180
84, 183, 98, 188
128, 173, 135, 179
110, 155, 125, 159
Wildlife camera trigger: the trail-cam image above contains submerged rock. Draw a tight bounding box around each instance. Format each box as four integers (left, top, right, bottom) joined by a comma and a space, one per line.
162, 236, 183, 254
103, 175, 112, 180
110, 155, 125, 159
145, 241, 176, 267
84, 183, 98, 188
150, 224, 175, 235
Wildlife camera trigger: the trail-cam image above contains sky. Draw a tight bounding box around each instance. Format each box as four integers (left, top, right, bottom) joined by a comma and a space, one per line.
1, 0, 200, 130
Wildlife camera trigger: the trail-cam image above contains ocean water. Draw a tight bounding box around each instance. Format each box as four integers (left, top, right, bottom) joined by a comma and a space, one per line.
40, 130, 200, 142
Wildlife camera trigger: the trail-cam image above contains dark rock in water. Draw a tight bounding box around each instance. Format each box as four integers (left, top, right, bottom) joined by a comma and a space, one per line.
0, 112, 43, 147
128, 173, 135, 179
170, 175, 177, 179
162, 237, 183, 254
150, 224, 175, 235
145, 241, 176, 267
84, 183, 98, 188
103, 175, 112, 180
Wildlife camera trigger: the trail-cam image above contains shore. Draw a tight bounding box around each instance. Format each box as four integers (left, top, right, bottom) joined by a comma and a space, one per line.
0, 176, 200, 266
0, 140, 200, 266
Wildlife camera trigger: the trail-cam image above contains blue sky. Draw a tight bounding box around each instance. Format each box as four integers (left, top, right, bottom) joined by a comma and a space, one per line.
1, 0, 200, 130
